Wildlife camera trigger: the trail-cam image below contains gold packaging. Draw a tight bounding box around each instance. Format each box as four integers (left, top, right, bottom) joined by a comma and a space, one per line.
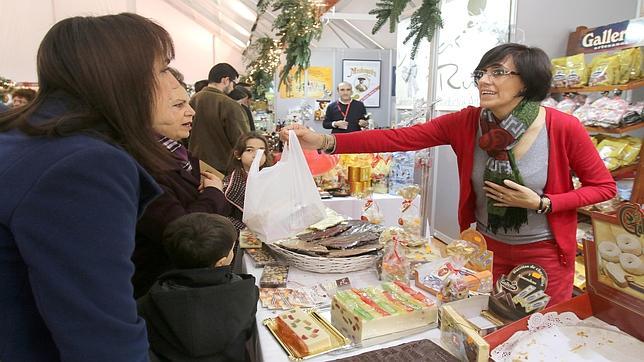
348, 166, 361, 182
349, 181, 365, 195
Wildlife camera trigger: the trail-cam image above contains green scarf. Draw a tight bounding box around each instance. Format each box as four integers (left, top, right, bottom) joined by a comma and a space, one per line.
478, 100, 540, 233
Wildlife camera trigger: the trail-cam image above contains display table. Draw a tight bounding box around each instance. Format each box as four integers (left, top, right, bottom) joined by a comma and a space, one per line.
242, 253, 444, 361
321, 194, 420, 228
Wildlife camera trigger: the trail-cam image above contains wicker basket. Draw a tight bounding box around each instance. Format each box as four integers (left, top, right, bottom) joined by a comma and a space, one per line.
266, 243, 379, 273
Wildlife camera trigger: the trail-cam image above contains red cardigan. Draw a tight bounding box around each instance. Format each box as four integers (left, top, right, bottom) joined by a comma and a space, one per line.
335, 106, 616, 263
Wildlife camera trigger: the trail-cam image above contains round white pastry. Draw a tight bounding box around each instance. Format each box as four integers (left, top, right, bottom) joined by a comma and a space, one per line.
619, 253, 644, 276
616, 234, 642, 256
598, 241, 621, 262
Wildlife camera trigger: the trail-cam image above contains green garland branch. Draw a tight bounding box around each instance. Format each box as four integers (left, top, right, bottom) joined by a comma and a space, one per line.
370, 0, 442, 60
370, 0, 410, 34
244, 37, 281, 99
404, 0, 442, 59
271, 0, 323, 88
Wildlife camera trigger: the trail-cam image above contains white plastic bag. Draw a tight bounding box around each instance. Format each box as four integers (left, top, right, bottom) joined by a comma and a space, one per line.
243, 130, 325, 242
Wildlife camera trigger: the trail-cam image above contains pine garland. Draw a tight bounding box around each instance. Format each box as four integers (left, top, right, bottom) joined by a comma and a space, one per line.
370, 0, 411, 34
370, 0, 443, 60
403, 0, 443, 59
245, 0, 323, 89
244, 37, 281, 99
271, 0, 323, 88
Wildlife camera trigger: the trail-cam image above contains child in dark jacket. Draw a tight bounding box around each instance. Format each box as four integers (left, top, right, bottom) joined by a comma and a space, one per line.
138, 213, 259, 362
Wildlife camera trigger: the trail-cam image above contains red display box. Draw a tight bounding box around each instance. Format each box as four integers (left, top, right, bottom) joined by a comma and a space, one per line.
485, 203, 644, 351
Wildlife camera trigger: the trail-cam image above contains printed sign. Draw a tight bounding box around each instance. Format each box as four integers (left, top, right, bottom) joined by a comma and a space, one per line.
570, 17, 644, 54
342, 59, 381, 108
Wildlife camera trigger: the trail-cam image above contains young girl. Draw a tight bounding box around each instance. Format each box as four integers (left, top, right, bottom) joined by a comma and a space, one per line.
223, 132, 274, 229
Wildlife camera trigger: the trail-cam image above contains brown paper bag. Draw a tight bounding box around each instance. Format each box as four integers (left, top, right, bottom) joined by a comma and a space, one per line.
198, 160, 224, 180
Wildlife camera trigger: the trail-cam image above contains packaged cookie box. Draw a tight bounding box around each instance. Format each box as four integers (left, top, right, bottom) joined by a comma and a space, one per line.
439, 295, 493, 362
585, 202, 644, 340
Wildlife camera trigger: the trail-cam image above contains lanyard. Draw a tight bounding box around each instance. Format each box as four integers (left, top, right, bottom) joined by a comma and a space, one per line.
336, 100, 352, 121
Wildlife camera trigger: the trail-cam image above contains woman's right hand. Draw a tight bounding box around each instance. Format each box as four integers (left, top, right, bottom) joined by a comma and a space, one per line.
200, 171, 223, 191
279, 124, 326, 150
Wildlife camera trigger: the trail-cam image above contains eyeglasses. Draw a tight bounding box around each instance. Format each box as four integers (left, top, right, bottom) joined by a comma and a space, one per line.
472, 68, 520, 85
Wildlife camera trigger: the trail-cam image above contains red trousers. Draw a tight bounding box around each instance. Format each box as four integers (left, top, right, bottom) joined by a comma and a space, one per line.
485, 237, 575, 306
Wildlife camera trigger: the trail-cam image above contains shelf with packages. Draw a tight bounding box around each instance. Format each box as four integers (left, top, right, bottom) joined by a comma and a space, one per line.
551, 31, 644, 206
610, 163, 638, 178
550, 78, 644, 94
584, 122, 644, 134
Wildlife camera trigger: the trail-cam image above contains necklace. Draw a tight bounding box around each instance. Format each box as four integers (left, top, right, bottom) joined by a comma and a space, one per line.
336, 100, 352, 121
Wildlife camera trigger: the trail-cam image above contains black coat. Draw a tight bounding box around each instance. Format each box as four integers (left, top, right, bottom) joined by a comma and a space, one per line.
241, 104, 255, 131
138, 267, 259, 362
133, 154, 232, 298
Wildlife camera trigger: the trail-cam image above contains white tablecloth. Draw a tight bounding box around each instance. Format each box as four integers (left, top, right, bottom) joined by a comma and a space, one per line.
243, 253, 445, 362
321, 194, 420, 228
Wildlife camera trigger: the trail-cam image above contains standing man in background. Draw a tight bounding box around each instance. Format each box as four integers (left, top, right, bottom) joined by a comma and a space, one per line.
228, 85, 255, 131
323, 82, 368, 133
189, 63, 249, 173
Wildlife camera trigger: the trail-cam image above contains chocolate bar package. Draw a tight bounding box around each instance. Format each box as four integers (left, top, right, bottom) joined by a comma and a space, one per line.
259, 265, 289, 288
245, 245, 278, 267
334, 339, 457, 362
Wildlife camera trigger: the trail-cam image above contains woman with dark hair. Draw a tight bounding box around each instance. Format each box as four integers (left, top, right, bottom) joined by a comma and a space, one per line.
0, 13, 176, 361
282, 43, 616, 305
132, 72, 234, 298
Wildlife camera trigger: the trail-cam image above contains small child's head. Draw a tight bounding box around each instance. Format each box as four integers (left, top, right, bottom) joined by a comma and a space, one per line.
229, 131, 274, 173
163, 213, 238, 269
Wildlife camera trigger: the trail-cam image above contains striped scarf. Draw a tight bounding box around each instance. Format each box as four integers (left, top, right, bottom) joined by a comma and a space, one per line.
158, 136, 192, 171
479, 100, 540, 233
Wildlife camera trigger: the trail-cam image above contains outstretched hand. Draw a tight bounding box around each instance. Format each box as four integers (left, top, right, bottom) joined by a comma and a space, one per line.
279, 125, 325, 150
483, 180, 541, 210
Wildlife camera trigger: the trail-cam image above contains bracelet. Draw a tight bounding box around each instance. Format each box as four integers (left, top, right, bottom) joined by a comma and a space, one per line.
318, 134, 329, 151
322, 134, 336, 154
536, 195, 551, 214
544, 196, 552, 214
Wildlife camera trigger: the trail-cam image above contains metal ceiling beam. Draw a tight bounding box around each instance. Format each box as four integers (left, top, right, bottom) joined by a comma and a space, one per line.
326, 22, 350, 48
337, 19, 384, 49
190, 0, 253, 38
162, 0, 246, 49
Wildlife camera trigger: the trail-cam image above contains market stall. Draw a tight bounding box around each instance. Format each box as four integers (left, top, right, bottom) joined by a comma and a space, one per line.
2, 1, 643, 361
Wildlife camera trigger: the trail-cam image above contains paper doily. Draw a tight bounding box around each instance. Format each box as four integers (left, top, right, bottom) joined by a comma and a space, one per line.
491, 312, 622, 361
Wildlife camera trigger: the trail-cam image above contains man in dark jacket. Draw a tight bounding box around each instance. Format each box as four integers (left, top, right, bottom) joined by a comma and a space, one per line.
322, 82, 368, 133
228, 85, 255, 131
189, 63, 250, 173
138, 213, 258, 362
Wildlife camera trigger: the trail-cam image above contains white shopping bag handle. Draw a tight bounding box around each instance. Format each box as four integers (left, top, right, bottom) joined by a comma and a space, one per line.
248, 148, 265, 176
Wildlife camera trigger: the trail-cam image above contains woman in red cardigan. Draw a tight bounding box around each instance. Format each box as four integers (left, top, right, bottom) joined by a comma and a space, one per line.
282, 43, 615, 305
